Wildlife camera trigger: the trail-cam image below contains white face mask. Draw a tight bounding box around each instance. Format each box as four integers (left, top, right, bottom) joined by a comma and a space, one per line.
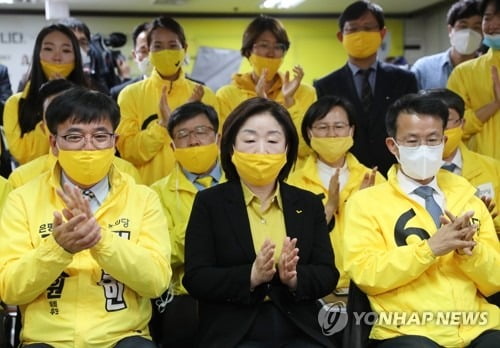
80, 47, 91, 69
450, 28, 482, 55
395, 142, 444, 180
136, 56, 152, 77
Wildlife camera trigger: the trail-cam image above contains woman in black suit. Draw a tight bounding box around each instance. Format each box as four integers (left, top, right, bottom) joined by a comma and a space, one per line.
183, 97, 339, 347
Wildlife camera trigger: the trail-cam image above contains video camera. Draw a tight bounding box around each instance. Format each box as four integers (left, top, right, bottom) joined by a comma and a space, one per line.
90, 32, 128, 89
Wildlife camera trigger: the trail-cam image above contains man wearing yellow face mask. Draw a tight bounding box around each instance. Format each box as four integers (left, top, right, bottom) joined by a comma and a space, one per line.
421, 88, 500, 235
314, 1, 418, 177
117, 16, 219, 185
216, 15, 317, 163
149, 101, 222, 348
0, 87, 171, 348
8, 79, 142, 189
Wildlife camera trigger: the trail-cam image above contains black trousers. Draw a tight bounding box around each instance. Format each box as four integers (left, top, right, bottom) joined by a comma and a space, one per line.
236, 302, 327, 348
375, 329, 500, 348
149, 294, 198, 348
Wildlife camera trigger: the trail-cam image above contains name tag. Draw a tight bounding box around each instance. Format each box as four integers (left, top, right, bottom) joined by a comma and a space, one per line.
476, 183, 494, 199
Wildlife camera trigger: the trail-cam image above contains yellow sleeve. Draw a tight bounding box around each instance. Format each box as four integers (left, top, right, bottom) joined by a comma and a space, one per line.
344, 192, 437, 295
113, 158, 142, 184
116, 87, 170, 166
454, 198, 500, 296
447, 69, 484, 141
3, 93, 50, 164
90, 189, 171, 298
287, 84, 317, 158
0, 191, 73, 304
7, 168, 24, 189
216, 85, 248, 126
151, 181, 183, 270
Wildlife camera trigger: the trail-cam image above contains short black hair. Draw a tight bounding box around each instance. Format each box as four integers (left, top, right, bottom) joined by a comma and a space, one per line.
301, 96, 357, 146
447, 0, 481, 26
58, 17, 91, 41
37, 79, 76, 117
46, 87, 120, 135
418, 88, 465, 119
167, 102, 219, 138
148, 16, 187, 48
339, 1, 385, 32
132, 22, 150, 48
220, 97, 298, 182
480, 0, 500, 15
386, 93, 448, 138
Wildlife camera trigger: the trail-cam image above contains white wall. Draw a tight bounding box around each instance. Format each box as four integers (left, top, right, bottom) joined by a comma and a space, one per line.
0, 15, 150, 92
404, 4, 451, 65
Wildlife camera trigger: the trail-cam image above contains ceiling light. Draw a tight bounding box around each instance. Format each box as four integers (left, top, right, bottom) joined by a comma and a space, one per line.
260, 0, 306, 9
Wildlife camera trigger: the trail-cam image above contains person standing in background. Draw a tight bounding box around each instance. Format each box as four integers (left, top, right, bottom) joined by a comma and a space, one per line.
411, 0, 482, 90
314, 1, 418, 176
217, 15, 316, 164
110, 22, 152, 101
2, 24, 88, 166
447, 0, 500, 161
117, 16, 219, 185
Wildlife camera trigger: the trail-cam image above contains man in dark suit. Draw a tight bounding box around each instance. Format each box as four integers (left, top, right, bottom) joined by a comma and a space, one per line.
314, 1, 417, 176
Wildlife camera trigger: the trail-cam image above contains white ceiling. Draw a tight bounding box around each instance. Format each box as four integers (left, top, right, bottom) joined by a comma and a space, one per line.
0, 0, 452, 15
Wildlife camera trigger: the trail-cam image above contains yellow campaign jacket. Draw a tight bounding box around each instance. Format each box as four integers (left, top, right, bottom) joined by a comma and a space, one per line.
117, 69, 219, 185
8, 152, 142, 189
216, 72, 316, 159
151, 163, 225, 296
287, 152, 385, 288
344, 165, 500, 346
459, 142, 500, 234
3, 89, 49, 164
0, 163, 171, 348
447, 49, 500, 160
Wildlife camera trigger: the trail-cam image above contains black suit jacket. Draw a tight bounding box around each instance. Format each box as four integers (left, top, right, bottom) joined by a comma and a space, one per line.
314, 62, 418, 176
183, 180, 338, 348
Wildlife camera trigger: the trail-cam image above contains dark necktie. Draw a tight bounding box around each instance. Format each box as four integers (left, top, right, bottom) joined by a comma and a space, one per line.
441, 163, 457, 172
359, 69, 373, 113
413, 186, 442, 228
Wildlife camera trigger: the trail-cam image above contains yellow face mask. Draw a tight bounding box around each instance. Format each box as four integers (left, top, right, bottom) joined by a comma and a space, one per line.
310, 136, 353, 164
249, 54, 283, 81
231, 150, 286, 186
58, 148, 115, 186
40, 60, 75, 79
149, 49, 185, 77
443, 126, 463, 158
173, 143, 219, 174
342, 31, 382, 58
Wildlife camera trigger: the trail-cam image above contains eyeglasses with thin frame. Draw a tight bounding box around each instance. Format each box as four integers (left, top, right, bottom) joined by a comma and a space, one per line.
394, 136, 444, 148
174, 125, 215, 141
57, 132, 115, 149
253, 42, 287, 55
311, 122, 351, 136
343, 25, 381, 35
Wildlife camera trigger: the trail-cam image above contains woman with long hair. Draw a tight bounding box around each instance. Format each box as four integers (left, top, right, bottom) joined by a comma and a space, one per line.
3, 24, 88, 165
